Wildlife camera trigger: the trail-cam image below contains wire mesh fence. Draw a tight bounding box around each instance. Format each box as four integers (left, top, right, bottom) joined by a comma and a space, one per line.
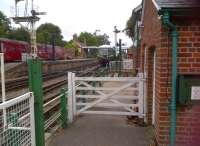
0, 92, 35, 146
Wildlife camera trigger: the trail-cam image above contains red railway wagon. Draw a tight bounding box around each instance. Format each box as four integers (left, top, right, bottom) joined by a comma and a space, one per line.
0, 38, 28, 61
37, 43, 65, 60
0, 38, 65, 62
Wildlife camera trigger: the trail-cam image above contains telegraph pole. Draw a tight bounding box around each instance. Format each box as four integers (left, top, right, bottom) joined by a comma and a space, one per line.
12, 0, 46, 58
12, 1, 46, 146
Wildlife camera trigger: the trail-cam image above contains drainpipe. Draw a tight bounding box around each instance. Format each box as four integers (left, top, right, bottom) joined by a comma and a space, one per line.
162, 11, 178, 146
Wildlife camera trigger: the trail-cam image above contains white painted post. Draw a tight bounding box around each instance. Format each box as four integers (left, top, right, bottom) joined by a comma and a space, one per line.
72, 73, 76, 116
143, 72, 147, 123
30, 92, 36, 146
1, 53, 7, 128
138, 73, 144, 118
67, 72, 73, 123
143, 47, 148, 123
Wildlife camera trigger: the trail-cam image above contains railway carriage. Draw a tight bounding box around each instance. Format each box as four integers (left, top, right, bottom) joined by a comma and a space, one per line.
0, 38, 65, 61
0, 38, 28, 61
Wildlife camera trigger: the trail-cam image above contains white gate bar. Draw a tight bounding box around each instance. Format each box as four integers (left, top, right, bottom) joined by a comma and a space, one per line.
1, 53, 5, 102
82, 111, 145, 116
76, 103, 138, 108
0, 92, 32, 108
77, 80, 137, 114
67, 72, 73, 123
43, 94, 61, 108
138, 76, 144, 118
30, 92, 36, 146
77, 82, 134, 114
143, 73, 147, 123
72, 73, 76, 116
79, 81, 107, 97
109, 99, 136, 113
1, 53, 6, 128
75, 77, 143, 82
8, 127, 31, 131
76, 95, 139, 100
76, 87, 137, 91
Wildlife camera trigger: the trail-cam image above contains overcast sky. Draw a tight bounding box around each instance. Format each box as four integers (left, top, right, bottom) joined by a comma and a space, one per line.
0, 0, 142, 46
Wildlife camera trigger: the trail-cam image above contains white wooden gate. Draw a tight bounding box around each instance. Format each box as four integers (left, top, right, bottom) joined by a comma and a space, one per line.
68, 72, 146, 122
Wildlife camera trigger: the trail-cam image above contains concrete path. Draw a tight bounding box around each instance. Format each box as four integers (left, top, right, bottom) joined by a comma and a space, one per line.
49, 115, 151, 146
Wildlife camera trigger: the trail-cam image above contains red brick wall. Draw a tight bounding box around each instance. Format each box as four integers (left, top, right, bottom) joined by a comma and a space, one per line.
140, 0, 200, 146
173, 18, 200, 146
140, 0, 163, 145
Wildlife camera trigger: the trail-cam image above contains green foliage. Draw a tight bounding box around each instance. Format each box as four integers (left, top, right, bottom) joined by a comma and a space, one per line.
65, 40, 76, 49
125, 8, 141, 40
0, 11, 29, 41
7, 27, 30, 42
125, 15, 135, 39
36, 23, 65, 46
78, 32, 98, 46
65, 40, 79, 56
78, 31, 110, 46
0, 11, 11, 37
95, 33, 110, 45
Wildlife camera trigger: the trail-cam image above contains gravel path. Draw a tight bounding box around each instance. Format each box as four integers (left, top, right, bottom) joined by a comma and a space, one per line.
48, 115, 151, 146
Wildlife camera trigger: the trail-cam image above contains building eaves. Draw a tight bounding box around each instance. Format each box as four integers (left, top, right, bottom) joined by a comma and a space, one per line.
152, 0, 200, 10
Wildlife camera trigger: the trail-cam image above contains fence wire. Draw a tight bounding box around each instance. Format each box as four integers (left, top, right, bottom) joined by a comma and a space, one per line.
0, 93, 35, 146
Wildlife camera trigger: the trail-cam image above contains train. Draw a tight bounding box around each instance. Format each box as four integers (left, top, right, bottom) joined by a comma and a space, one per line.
0, 38, 69, 62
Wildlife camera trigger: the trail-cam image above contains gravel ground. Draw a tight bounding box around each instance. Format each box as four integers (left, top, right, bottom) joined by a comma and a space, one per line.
48, 115, 151, 146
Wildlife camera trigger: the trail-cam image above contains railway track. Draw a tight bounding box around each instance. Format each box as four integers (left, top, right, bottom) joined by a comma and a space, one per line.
43, 66, 108, 131
0, 65, 106, 133
2, 64, 101, 92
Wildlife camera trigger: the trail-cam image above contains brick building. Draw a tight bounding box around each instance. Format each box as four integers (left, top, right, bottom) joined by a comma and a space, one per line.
135, 0, 200, 145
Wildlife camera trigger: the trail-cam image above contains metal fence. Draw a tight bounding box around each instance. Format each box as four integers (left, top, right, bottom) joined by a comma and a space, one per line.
0, 92, 35, 146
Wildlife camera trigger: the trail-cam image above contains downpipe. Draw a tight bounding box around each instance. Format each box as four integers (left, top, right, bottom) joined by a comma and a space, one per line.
162, 11, 178, 146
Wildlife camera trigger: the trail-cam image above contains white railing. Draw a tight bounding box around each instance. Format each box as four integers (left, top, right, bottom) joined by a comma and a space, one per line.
43, 94, 62, 131
0, 92, 35, 146
68, 72, 146, 123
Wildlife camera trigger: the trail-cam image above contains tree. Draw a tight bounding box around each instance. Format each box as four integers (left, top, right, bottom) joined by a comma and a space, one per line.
0, 11, 11, 37
125, 15, 135, 40
96, 33, 110, 45
78, 31, 110, 46
65, 40, 79, 57
65, 40, 76, 48
125, 8, 142, 42
36, 23, 65, 46
78, 32, 98, 46
7, 27, 30, 42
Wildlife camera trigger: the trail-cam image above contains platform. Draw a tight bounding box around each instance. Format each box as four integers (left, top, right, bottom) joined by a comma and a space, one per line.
48, 115, 151, 146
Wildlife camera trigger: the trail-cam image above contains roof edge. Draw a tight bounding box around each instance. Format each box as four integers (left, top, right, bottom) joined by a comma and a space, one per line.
152, 0, 161, 11
134, 4, 142, 12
